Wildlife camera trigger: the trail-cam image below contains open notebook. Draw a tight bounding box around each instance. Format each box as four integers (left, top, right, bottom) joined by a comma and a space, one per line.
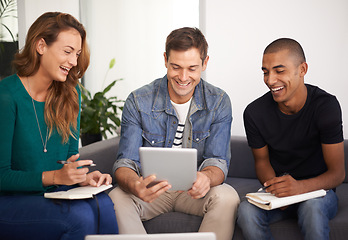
44, 185, 112, 200
246, 189, 326, 210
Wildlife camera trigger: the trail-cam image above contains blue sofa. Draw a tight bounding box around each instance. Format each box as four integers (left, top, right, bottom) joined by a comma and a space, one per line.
79, 136, 348, 239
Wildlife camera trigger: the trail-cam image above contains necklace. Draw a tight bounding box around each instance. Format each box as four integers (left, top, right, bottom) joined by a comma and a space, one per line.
27, 78, 49, 153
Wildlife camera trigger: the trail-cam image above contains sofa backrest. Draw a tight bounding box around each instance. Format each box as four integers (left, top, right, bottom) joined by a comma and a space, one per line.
80, 136, 348, 184
228, 136, 348, 184
79, 137, 120, 184
228, 136, 257, 179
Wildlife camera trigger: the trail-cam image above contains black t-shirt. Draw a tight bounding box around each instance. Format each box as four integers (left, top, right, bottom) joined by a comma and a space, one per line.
244, 84, 343, 180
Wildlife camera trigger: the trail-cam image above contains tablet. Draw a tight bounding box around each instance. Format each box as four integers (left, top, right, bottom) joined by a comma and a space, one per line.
139, 147, 197, 191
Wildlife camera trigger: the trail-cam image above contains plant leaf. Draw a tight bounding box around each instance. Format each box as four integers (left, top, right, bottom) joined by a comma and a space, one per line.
80, 58, 125, 139
102, 80, 116, 94
109, 58, 116, 69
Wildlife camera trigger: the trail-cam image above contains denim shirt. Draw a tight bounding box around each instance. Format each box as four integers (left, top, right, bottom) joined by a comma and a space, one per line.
112, 75, 232, 179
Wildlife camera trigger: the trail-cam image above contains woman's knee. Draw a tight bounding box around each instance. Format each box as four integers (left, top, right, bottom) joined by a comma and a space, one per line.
65, 195, 117, 234
67, 200, 97, 230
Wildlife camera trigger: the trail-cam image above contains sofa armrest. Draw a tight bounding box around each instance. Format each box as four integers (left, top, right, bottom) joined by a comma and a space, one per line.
79, 137, 120, 184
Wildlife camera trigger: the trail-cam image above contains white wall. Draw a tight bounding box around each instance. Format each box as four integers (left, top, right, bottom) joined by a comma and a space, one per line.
81, 0, 199, 103
17, 0, 80, 49
17, 0, 348, 139
202, 0, 348, 137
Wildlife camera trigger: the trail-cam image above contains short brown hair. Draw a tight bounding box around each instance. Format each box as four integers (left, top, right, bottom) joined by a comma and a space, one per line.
165, 27, 208, 65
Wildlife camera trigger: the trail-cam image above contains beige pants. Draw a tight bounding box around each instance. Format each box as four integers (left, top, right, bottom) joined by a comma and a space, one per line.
109, 183, 240, 240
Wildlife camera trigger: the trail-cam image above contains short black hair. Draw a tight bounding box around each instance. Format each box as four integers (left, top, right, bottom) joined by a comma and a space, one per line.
264, 38, 306, 65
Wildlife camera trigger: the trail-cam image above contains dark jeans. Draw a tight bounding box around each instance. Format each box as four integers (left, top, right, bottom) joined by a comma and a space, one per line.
0, 187, 118, 240
237, 189, 338, 240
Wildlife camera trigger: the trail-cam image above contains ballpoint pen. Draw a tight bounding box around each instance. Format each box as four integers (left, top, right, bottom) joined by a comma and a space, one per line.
257, 185, 271, 192
57, 160, 96, 166
258, 172, 289, 192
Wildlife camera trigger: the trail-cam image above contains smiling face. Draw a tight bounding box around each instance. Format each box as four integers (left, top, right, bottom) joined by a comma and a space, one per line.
36, 28, 82, 82
262, 49, 308, 114
165, 48, 208, 104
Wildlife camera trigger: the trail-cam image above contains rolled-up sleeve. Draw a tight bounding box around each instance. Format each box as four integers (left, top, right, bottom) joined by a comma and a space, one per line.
198, 157, 229, 179
112, 158, 141, 176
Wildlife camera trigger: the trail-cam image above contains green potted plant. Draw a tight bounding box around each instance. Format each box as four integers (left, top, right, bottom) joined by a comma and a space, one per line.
80, 58, 124, 146
0, 0, 18, 79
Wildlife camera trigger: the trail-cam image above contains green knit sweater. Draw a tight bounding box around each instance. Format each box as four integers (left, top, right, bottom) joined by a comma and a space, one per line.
0, 74, 81, 195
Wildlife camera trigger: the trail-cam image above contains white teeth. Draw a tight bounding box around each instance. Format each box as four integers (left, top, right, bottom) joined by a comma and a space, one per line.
61, 66, 70, 71
178, 81, 189, 86
271, 86, 284, 92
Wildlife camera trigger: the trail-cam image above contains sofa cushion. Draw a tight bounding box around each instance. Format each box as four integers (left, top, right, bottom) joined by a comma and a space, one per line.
330, 184, 348, 238
143, 212, 202, 233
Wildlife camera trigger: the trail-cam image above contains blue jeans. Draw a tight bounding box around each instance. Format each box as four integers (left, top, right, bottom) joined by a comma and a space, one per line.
237, 190, 338, 240
0, 187, 118, 240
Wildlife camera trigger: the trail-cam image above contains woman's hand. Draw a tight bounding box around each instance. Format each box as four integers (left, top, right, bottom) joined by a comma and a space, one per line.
42, 154, 111, 187
52, 154, 91, 185
79, 171, 112, 187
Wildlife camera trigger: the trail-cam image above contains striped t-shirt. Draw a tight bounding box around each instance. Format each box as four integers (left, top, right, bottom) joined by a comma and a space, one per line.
170, 98, 192, 148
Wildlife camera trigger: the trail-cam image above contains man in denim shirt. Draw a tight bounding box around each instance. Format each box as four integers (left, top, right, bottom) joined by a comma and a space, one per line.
109, 27, 240, 240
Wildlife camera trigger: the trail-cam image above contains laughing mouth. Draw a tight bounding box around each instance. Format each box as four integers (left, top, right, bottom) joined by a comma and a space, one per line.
60, 66, 70, 74
176, 80, 190, 87
271, 86, 284, 92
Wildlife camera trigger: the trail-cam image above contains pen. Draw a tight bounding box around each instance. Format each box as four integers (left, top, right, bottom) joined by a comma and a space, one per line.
258, 172, 289, 192
57, 160, 96, 166
258, 185, 271, 192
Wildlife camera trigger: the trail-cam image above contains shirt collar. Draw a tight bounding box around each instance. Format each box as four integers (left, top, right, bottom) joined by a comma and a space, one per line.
152, 75, 206, 115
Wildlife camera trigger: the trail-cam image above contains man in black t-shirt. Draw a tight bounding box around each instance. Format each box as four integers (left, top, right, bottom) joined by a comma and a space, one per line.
237, 38, 345, 240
